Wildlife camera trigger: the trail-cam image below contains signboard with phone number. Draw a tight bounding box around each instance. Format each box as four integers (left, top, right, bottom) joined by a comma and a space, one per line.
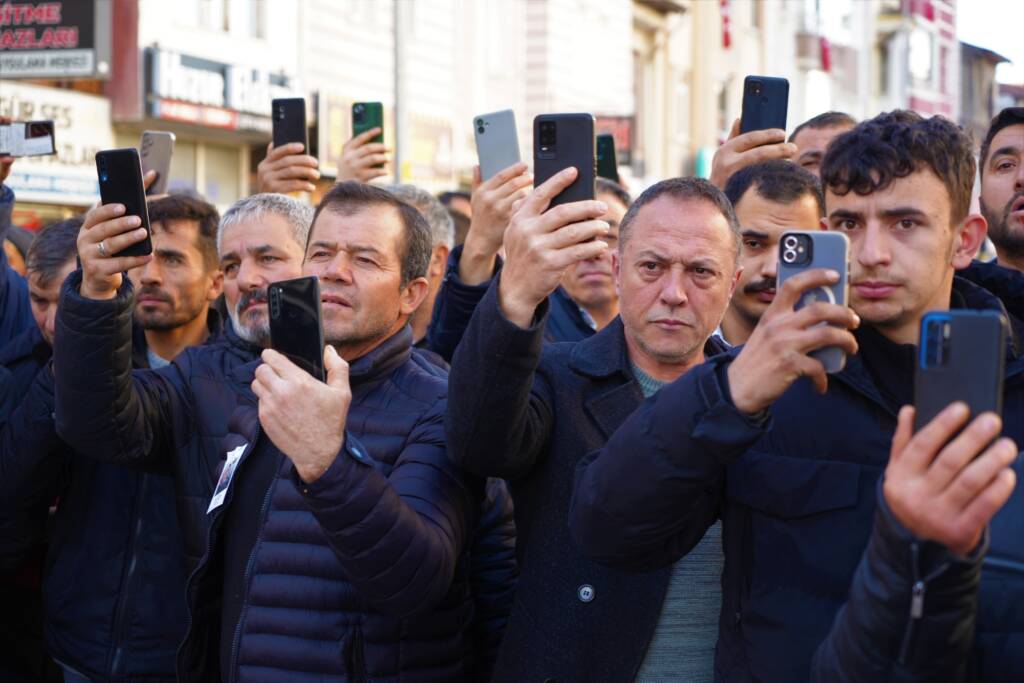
0, 1, 108, 79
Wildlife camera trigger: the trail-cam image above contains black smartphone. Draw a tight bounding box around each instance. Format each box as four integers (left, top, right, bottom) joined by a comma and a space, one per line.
777, 231, 850, 373
533, 113, 596, 209
269, 276, 326, 382
596, 133, 619, 183
95, 148, 153, 257
914, 310, 1007, 431
272, 97, 308, 150
740, 76, 789, 134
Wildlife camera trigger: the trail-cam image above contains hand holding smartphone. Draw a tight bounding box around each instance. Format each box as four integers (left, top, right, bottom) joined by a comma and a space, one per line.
269, 276, 326, 382
352, 102, 384, 168
95, 148, 153, 257
533, 113, 596, 209
776, 231, 850, 373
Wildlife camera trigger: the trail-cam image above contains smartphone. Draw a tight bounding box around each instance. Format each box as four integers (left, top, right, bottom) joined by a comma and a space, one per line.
140, 131, 175, 195
95, 148, 153, 257
272, 97, 308, 151
474, 109, 521, 182
913, 310, 1006, 431
596, 133, 619, 183
740, 76, 789, 134
0, 120, 56, 157
533, 113, 596, 209
269, 276, 326, 382
777, 231, 850, 373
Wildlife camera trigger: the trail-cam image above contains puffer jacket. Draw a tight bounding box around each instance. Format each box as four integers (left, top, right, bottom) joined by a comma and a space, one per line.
53, 272, 484, 682
0, 185, 33, 349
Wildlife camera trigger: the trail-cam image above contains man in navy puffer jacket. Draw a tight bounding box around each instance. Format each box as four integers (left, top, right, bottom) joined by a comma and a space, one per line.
55, 182, 484, 682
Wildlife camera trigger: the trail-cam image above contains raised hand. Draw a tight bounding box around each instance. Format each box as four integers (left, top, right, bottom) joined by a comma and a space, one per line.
497, 167, 610, 328
726, 267, 860, 415
884, 403, 1018, 555
336, 127, 390, 183
77, 202, 152, 300
459, 162, 533, 285
257, 142, 320, 194
709, 118, 798, 190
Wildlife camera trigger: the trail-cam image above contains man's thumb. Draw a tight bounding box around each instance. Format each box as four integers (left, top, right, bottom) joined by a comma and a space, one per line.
324, 345, 349, 389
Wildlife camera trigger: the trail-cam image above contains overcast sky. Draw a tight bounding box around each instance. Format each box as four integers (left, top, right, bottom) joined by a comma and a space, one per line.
957, 0, 1024, 84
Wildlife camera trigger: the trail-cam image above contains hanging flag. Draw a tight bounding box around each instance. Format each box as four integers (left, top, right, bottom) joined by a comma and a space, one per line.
820, 36, 832, 73
721, 0, 731, 49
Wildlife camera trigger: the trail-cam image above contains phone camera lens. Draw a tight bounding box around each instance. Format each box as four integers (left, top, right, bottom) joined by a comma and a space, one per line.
783, 236, 799, 250
477, 126, 485, 135
783, 249, 798, 263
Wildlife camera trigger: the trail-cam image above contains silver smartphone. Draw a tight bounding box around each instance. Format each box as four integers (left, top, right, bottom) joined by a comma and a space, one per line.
140, 131, 176, 195
777, 231, 850, 373
474, 109, 521, 182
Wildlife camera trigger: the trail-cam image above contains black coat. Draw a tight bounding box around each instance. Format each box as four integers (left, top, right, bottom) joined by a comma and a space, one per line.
446, 279, 727, 682
570, 273, 1024, 682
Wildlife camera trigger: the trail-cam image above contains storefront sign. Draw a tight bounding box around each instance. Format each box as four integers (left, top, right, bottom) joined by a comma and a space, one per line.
146, 48, 296, 133
0, 81, 114, 204
596, 115, 634, 165
0, 1, 108, 78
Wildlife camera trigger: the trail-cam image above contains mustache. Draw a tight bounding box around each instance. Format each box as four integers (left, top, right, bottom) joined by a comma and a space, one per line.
743, 277, 776, 295
136, 286, 172, 303
236, 288, 268, 315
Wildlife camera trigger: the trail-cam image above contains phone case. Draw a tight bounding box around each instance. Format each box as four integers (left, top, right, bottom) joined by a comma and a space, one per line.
776, 231, 850, 373
140, 131, 175, 195
740, 76, 790, 134
272, 98, 308, 150
596, 133, 619, 183
269, 276, 326, 381
352, 102, 384, 144
474, 109, 521, 182
95, 148, 153, 257
533, 113, 596, 208
914, 310, 1006, 431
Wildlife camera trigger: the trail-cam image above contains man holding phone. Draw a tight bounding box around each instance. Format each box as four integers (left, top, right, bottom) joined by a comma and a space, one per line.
53, 184, 488, 681
445, 170, 745, 681
719, 159, 825, 346
571, 111, 1024, 680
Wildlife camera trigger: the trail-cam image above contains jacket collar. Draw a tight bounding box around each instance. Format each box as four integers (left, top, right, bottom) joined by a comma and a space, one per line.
569, 317, 731, 439
0, 323, 46, 367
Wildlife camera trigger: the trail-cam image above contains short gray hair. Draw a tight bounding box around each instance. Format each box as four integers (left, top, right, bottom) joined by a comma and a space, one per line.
619, 177, 741, 259
385, 184, 455, 249
217, 193, 314, 256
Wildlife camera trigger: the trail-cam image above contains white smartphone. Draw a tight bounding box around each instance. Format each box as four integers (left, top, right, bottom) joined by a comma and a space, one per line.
474, 109, 521, 182
0, 121, 56, 157
140, 131, 176, 195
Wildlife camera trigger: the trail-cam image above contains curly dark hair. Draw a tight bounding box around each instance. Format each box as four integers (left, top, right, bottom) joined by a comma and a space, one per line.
820, 110, 975, 223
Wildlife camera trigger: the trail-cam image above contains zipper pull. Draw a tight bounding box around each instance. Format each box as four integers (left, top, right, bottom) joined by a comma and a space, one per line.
910, 580, 925, 619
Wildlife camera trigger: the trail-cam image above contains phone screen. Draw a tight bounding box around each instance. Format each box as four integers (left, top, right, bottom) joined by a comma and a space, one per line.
0, 121, 56, 157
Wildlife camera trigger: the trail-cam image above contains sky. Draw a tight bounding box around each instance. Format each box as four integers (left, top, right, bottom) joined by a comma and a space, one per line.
956, 0, 1024, 84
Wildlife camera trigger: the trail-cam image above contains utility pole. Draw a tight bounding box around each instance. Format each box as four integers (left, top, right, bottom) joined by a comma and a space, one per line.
393, 0, 405, 183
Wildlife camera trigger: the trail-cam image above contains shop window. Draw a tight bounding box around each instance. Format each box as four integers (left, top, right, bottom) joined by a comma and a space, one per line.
204, 144, 241, 207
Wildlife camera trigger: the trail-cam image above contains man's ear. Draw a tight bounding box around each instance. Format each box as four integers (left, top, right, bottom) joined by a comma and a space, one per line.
612, 251, 621, 296
430, 245, 450, 280
399, 277, 430, 316
952, 213, 988, 270
207, 270, 225, 302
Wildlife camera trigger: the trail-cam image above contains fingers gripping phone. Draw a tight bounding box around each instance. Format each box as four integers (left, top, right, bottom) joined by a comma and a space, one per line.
777, 231, 850, 373
272, 97, 308, 150
533, 113, 596, 209
740, 76, 789, 134
140, 131, 175, 195
269, 276, 326, 382
596, 133, 619, 183
474, 109, 521, 182
95, 148, 153, 257
913, 311, 1006, 431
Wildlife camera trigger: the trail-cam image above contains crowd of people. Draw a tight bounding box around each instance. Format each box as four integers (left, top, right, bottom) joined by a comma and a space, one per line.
0, 101, 1022, 683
